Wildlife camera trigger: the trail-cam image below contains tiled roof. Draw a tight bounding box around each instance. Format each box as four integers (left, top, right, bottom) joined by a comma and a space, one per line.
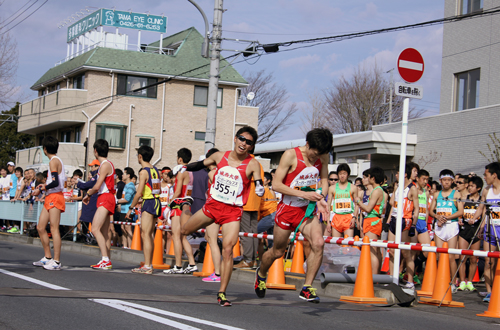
32, 27, 246, 89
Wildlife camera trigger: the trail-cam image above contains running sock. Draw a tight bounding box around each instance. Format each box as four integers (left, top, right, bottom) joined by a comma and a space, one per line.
45, 257, 52, 260
102, 257, 110, 262
189, 264, 195, 267
215, 273, 220, 277
54, 261, 60, 264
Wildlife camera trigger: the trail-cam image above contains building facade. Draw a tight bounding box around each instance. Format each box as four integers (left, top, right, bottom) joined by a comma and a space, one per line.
17, 26, 258, 172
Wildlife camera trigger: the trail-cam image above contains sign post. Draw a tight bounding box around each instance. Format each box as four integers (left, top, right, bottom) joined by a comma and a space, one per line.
392, 48, 424, 285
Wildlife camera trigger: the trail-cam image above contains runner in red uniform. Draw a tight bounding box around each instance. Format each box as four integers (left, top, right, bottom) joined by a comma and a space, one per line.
181, 126, 264, 306
83, 139, 116, 270
255, 128, 332, 303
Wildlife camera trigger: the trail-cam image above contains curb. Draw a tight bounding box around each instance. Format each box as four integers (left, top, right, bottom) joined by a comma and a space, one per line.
0, 232, 396, 303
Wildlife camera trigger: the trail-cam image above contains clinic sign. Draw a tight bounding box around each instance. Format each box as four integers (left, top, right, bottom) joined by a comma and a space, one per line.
67, 9, 167, 42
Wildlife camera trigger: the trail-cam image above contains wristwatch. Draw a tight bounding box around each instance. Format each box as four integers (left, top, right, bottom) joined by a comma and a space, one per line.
129, 206, 134, 210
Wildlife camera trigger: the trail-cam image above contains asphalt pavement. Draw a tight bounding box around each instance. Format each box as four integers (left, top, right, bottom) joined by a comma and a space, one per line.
1, 238, 500, 330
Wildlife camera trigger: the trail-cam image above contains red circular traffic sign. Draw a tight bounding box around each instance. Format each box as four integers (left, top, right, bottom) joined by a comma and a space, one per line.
397, 48, 424, 83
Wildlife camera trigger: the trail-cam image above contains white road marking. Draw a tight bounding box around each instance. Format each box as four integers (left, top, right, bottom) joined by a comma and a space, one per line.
399, 59, 423, 71
0, 267, 244, 329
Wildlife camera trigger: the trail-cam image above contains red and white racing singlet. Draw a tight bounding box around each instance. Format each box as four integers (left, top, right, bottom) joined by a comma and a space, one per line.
208, 151, 252, 206
97, 160, 116, 195
160, 183, 170, 206
174, 172, 194, 197
281, 147, 322, 208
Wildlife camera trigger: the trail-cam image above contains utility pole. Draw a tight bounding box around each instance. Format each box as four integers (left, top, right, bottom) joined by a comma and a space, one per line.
388, 69, 393, 123
204, 0, 223, 153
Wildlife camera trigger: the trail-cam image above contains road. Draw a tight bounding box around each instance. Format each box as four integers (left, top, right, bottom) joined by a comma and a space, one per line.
0, 240, 499, 330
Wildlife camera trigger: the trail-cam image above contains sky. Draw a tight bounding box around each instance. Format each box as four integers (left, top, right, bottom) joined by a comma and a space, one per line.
1, 0, 445, 141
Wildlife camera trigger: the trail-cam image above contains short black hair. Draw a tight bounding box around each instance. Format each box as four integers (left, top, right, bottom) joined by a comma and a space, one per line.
93, 139, 109, 157
138, 145, 154, 162
264, 172, 272, 183
236, 126, 258, 146
369, 167, 384, 185
405, 162, 419, 179
306, 128, 333, 155
42, 170, 48, 178
124, 167, 135, 178
15, 167, 23, 174
206, 148, 219, 159
115, 168, 123, 181
131, 174, 138, 181
337, 163, 350, 176
469, 176, 484, 191
177, 148, 192, 163
270, 169, 276, 174
328, 171, 338, 177
417, 169, 430, 178
457, 174, 469, 183
36, 172, 45, 180
431, 180, 441, 191
72, 169, 83, 178
161, 166, 171, 172
485, 162, 500, 179
362, 168, 371, 177
42, 136, 59, 154
439, 169, 454, 178
355, 177, 362, 185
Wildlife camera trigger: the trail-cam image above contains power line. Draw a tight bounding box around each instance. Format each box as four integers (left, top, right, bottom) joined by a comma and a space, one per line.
0, 0, 38, 29
0, 0, 48, 35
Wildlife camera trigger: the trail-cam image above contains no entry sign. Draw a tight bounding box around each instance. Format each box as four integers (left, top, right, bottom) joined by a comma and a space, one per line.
397, 48, 424, 83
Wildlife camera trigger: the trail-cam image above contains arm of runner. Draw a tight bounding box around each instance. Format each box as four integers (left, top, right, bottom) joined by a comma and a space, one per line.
83, 163, 109, 205
449, 196, 464, 220
125, 170, 147, 219
356, 188, 382, 213
272, 149, 324, 202
410, 186, 419, 225
472, 188, 488, 222
249, 159, 264, 196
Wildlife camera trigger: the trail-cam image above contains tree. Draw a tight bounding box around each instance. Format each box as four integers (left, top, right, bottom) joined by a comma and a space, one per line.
0, 24, 19, 109
479, 133, 500, 162
240, 70, 298, 143
322, 65, 424, 134
0, 103, 35, 165
300, 89, 327, 135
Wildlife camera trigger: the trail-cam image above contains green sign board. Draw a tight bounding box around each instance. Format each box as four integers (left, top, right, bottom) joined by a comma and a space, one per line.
67, 9, 167, 42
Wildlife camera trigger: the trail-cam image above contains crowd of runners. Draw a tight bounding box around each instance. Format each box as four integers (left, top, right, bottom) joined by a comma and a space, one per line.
1, 126, 499, 307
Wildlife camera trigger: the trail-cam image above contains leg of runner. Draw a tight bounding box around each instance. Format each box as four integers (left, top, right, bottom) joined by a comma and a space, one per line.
448, 235, 459, 281
180, 209, 214, 235
204, 222, 221, 282
36, 208, 52, 259
140, 212, 156, 266
365, 231, 381, 274
48, 208, 62, 261
298, 216, 324, 302
180, 204, 196, 269
467, 240, 480, 290
484, 241, 498, 293
91, 207, 111, 258
170, 214, 184, 268
219, 221, 239, 293
401, 230, 414, 286
457, 235, 469, 289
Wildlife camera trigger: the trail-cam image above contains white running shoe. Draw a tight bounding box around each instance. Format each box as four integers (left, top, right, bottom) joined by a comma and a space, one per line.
163, 266, 184, 274
33, 257, 51, 267
183, 265, 198, 274
43, 259, 61, 271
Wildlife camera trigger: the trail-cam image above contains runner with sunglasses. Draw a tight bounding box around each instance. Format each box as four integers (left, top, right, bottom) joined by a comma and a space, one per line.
180, 126, 264, 307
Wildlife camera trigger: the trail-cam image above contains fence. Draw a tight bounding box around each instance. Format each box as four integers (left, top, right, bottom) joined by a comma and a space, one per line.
0, 200, 79, 241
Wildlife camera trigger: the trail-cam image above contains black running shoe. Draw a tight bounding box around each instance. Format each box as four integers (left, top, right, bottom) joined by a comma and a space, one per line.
254, 267, 267, 298
217, 292, 232, 307
169, 198, 183, 210
299, 285, 320, 303
179, 196, 194, 208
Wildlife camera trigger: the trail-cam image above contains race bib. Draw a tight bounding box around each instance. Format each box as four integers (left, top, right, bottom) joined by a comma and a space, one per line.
490, 207, 500, 220
463, 208, 476, 220
437, 207, 452, 217
159, 193, 169, 206
335, 198, 352, 213
418, 203, 427, 220
186, 184, 193, 197
151, 178, 161, 195
210, 167, 242, 205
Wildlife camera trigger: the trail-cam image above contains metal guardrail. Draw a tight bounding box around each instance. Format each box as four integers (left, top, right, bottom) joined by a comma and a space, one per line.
0, 200, 79, 241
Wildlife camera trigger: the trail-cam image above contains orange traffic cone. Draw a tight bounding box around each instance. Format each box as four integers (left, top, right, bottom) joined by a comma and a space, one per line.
88, 222, 92, 233
266, 255, 296, 290
419, 242, 464, 307
380, 249, 390, 273
167, 239, 175, 255
339, 236, 388, 304
417, 241, 437, 297
233, 238, 241, 258
150, 228, 170, 269
472, 268, 480, 283
342, 234, 349, 248
290, 240, 305, 274
478, 258, 500, 318
130, 220, 142, 251
193, 241, 215, 277
353, 235, 360, 250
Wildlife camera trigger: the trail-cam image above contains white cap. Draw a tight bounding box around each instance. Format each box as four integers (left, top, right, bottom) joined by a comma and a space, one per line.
7, 162, 14, 166
198, 155, 206, 161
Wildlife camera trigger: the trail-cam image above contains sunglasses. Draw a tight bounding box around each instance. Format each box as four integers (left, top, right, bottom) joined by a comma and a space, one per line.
329, 178, 338, 181
237, 135, 254, 146
456, 181, 465, 184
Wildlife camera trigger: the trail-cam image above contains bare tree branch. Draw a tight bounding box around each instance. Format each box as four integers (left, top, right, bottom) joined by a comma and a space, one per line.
240, 70, 298, 143
0, 19, 20, 110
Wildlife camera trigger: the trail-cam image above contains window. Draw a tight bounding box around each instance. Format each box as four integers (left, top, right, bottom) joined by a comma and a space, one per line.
75, 127, 82, 143
117, 75, 157, 98
60, 130, 72, 142
139, 138, 151, 147
193, 86, 223, 107
461, 0, 483, 15
456, 68, 480, 111
194, 131, 206, 140
73, 74, 85, 89
96, 124, 127, 148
